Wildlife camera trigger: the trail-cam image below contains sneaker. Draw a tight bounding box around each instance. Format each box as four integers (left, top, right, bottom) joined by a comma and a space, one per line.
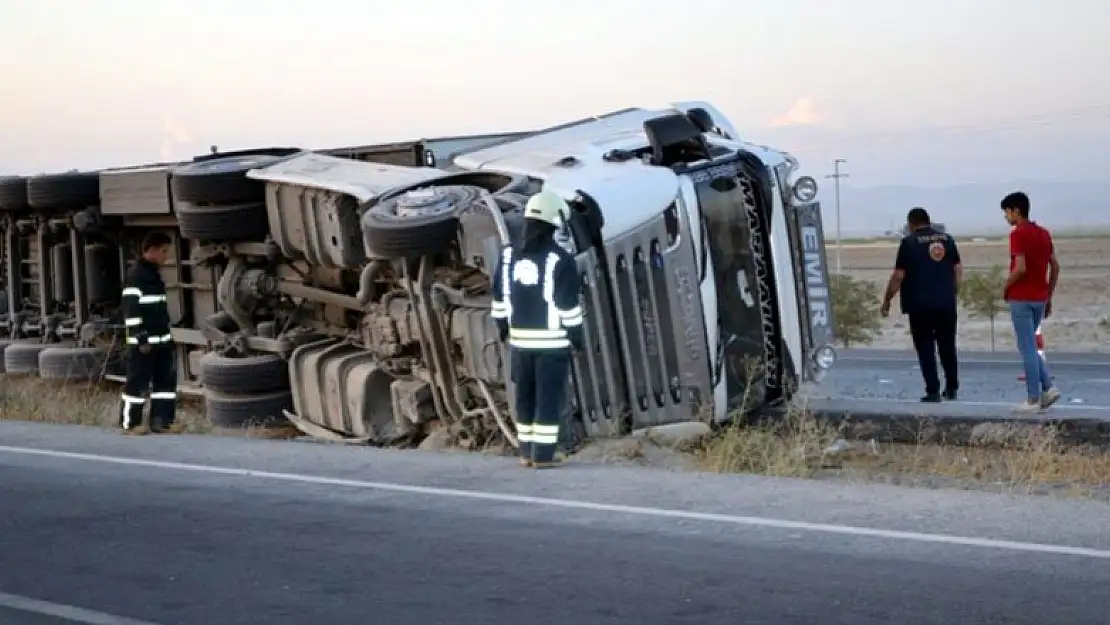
1040, 388, 1062, 409
1013, 399, 1042, 413
920, 393, 942, 403
121, 424, 150, 436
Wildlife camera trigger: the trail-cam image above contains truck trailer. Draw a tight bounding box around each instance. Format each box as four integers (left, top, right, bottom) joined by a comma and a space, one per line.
0, 101, 836, 450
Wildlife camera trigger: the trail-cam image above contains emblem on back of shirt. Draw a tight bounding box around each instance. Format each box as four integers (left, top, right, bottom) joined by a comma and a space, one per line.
928, 241, 946, 262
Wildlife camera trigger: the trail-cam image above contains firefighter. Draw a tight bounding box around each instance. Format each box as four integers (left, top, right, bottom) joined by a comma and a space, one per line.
119, 232, 181, 435
491, 188, 584, 469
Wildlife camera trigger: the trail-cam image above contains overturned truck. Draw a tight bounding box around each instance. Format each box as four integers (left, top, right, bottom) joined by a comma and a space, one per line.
0, 102, 837, 449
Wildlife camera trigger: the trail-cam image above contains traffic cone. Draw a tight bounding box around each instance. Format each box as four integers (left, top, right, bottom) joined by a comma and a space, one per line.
1017, 323, 1052, 381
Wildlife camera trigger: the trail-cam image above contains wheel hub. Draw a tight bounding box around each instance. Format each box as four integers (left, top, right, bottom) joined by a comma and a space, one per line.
393, 188, 457, 218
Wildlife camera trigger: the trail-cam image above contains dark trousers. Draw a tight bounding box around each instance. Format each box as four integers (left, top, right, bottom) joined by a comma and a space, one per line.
119, 345, 177, 430
908, 307, 958, 395
510, 348, 570, 463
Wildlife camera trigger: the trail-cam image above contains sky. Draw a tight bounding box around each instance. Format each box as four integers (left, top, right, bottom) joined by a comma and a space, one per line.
2, 0, 1109, 197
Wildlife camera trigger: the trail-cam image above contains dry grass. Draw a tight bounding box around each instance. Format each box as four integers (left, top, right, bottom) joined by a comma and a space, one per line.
699, 405, 1110, 499
5, 368, 1109, 500
0, 374, 298, 439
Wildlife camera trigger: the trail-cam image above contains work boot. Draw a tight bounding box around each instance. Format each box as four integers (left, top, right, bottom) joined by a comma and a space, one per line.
152, 422, 186, 435
121, 424, 150, 436
532, 452, 566, 469
942, 388, 958, 401
920, 392, 942, 403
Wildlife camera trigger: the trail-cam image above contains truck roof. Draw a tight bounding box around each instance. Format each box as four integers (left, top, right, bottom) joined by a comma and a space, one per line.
454, 101, 791, 239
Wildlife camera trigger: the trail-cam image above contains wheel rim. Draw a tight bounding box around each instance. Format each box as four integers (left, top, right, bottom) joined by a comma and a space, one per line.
389, 188, 460, 220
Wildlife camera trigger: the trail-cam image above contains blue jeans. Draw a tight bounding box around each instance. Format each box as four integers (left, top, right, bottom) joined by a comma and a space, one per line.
1008, 301, 1053, 400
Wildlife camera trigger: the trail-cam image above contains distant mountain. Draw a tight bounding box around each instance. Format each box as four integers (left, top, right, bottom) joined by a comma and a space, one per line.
814, 180, 1110, 238
743, 122, 1110, 238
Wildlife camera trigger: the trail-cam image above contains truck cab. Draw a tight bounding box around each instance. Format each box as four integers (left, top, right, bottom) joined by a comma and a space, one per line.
448, 101, 837, 433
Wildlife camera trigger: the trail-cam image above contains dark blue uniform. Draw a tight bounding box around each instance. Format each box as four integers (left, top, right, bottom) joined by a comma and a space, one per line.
490, 239, 584, 465
119, 259, 177, 431
895, 226, 961, 397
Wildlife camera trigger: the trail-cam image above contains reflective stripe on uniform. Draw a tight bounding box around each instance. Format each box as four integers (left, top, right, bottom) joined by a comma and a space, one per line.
126, 333, 173, 345
516, 422, 534, 443
559, 305, 583, 327
150, 391, 176, 400
508, 336, 570, 349
119, 393, 145, 429
509, 328, 566, 339
531, 423, 559, 445
497, 247, 514, 321
542, 252, 559, 330
121, 286, 166, 305
125, 317, 143, 327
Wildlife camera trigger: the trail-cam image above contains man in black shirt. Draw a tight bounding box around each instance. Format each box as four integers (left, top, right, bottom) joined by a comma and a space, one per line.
880, 208, 963, 402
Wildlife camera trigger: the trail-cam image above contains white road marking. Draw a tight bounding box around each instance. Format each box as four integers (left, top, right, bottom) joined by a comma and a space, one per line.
810, 396, 1110, 412
0, 590, 160, 625
2, 445, 1110, 561
842, 356, 1110, 367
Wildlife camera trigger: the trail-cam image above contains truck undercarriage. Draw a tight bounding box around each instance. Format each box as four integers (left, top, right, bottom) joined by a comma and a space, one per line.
0, 104, 835, 451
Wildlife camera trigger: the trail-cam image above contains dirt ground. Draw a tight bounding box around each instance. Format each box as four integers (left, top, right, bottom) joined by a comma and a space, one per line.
837, 236, 1110, 353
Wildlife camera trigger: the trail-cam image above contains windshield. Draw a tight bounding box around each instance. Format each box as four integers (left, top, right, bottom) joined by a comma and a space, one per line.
690, 162, 775, 411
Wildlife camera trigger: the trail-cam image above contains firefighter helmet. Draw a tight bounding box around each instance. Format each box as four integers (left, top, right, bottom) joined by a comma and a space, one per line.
523, 189, 570, 227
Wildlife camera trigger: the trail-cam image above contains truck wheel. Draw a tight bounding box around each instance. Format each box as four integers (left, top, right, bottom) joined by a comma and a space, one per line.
170, 154, 282, 204
362, 184, 477, 258
176, 201, 269, 241
204, 389, 293, 429
38, 346, 107, 381
4, 342, 53, 375
26, 172, 101, 211
199, 352, 289, 394
0, 339, 21, 373
0, 176, 30, 211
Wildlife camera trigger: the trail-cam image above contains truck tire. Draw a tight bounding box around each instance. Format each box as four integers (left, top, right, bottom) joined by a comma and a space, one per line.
4, 342, 53, 375
176, 201, 269, 241
26, 172, 101, 210
170, 154, 282, 204
38, 346, 107, 381
0, 339, 20, 373
0, 176, 29, 211
199, 352, 289, 394
205, 389, 293, 429
362, 185, 477, 258
191, 147, 301, 163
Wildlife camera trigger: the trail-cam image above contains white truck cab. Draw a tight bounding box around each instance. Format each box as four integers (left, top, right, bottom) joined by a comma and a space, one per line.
244, 100, 835, 444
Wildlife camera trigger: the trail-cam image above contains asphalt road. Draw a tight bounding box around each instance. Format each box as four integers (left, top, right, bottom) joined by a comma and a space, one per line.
2, 421, 1110, 625
806, 348, 1110, 421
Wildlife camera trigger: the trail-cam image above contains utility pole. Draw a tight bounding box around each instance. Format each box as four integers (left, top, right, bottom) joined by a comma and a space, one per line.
825, 158, 849, 275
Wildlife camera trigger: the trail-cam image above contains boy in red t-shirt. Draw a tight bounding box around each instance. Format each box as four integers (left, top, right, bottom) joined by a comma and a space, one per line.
1000, 191, 1061, 411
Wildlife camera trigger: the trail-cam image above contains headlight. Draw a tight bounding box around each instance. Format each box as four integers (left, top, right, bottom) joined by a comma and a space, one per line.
791, 175, 818, 203
814, 345, 836, 369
